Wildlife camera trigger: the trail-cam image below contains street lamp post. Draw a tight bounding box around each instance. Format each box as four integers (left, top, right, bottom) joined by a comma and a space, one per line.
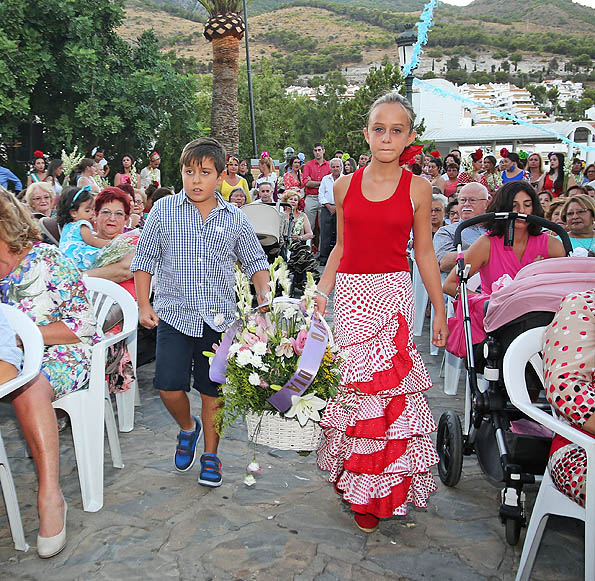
396, 24, 417, 105
242, 0, 258, 159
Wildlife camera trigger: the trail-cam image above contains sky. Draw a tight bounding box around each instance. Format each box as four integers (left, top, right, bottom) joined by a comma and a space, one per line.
442, 0, 594, 5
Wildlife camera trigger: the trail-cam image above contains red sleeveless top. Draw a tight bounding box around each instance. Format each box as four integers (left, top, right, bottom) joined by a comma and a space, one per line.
337, 167, 413, 274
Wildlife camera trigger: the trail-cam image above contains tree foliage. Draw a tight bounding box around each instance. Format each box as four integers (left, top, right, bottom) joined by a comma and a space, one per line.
0, 0, 206, 185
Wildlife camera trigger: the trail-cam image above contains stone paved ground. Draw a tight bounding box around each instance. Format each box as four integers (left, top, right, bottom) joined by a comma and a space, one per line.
0, 318, 584, 580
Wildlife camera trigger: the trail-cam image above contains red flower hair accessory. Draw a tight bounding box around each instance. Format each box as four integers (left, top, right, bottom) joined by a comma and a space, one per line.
499, 147, 509, 159
430, 150, 441, 158
260, 151, 270, 159
150, 151, 160, 160
471, 148, 483, 162
33, 150, 44, 159
399, 144, 424, 167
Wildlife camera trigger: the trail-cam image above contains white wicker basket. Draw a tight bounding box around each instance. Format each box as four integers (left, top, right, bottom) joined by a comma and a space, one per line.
245, 411, 323, 451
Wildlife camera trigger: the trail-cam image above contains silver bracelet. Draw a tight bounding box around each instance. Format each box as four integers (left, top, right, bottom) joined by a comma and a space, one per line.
315, 289, 329, 301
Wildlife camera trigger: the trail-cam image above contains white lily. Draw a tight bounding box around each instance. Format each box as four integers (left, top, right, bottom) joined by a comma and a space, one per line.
285, 393, 327, 427
248, 372, 261, 386
244, 473, 256, 486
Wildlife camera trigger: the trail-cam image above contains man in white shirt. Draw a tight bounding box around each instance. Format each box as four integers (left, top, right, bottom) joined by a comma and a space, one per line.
318, 158, 342, 266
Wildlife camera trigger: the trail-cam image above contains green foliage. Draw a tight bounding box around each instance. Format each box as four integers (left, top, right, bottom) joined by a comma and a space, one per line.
324, 62, 406, 157
0, 1, 207, 187
258, 29, 317, 52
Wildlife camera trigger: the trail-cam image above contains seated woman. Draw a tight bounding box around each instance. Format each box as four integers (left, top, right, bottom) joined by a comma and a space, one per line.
25, 182, 54, 218
544, 152, 576, 197
229, 186, 247, 208
0, 188, 98, 558
444, 182, 566, 298
87, 188, 138, 299
543, 289, 595, 507
443, 162, 460, 198
281, 189, 318, 294
561, 194, 595, 255
220, 155, 251, 202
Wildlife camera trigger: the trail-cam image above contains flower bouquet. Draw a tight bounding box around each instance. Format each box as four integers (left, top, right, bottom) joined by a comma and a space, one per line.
209, 257, 340, 453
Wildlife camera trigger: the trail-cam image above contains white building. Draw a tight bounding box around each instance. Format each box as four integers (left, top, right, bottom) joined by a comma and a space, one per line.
541, 80, 583, 107
285, 84, 360, 100
459, 83, 549, 125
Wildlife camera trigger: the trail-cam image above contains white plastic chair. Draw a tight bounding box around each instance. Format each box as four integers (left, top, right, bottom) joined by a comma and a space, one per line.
412, 255, 438, 356
52, 277, 137, 512
0, 304, 44, 552
84, 276, 139, 433
503, 327, 594, 581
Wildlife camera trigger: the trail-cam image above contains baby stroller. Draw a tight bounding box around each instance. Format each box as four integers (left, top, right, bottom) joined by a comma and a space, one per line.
241, 201, 292, 262
435, 212, 581, 545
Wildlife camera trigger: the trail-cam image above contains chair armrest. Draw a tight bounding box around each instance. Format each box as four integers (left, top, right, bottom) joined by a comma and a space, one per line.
513, 400, 595, 451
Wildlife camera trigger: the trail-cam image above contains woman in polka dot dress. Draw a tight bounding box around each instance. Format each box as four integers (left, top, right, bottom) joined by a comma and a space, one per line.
543, 289, 595, 507
312, 92, 448, 533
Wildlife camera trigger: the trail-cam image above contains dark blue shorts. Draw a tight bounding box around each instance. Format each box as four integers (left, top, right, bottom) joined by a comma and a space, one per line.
154, 319, 222, 398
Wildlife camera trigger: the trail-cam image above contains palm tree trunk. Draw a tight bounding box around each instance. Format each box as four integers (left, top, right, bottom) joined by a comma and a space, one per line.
211, 35, 239, 156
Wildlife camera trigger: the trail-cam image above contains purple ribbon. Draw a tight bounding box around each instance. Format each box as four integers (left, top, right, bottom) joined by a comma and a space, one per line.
209, 298, 329, 413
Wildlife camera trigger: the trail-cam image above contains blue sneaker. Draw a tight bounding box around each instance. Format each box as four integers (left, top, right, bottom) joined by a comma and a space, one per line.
174, 417, 202, 472
198, 453, 222, 487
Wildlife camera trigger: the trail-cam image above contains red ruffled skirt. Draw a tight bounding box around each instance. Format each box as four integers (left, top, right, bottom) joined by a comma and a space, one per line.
317, 271, 438, 518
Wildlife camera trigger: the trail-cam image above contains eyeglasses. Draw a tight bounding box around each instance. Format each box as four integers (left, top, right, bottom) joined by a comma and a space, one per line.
99, 209, 126, 219
459, 197, 488, 205
566, 209, 590, 218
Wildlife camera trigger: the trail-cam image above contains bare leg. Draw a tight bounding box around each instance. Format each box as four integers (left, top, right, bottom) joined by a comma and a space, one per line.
159, 390, 194, 432
9, 373, 65, 537
200, 394, 222, 454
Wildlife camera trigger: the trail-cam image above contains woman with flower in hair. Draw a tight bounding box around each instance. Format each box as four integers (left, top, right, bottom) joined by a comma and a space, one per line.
543, 152, 576, 197
457, 149, 489, 190
314, 92, 447, 533
140, 152, 162, 189
114, 154, 141, 189
27, 151, 47, 186
500, 149, 525, 183
254, 152, 278, 200
220, 155, 251, 202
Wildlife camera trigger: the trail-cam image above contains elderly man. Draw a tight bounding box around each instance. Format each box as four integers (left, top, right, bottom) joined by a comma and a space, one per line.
433, 182, 490, 281
253, 182, 274, 204
318, 158, 343, 266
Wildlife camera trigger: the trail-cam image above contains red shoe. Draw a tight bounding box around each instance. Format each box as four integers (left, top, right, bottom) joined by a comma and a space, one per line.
354, 512, 380, 533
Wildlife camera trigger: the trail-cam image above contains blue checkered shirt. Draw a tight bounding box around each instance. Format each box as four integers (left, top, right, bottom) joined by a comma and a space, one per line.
131, 191, 269, 337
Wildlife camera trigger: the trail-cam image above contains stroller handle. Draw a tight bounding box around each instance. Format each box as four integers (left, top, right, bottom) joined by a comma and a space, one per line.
453, 212, 573, 256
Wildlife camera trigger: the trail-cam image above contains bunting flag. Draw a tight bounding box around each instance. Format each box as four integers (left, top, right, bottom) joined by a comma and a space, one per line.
401, 0, 595, 154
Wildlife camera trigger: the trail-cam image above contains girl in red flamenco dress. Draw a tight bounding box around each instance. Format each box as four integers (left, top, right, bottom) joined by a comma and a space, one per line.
313, 92, 448, 533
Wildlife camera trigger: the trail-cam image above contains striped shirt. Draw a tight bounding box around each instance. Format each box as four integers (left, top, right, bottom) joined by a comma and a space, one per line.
131, 191, 269, 337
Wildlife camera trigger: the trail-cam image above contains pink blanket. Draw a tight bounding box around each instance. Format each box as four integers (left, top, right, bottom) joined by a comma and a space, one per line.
484, 257, 595, 332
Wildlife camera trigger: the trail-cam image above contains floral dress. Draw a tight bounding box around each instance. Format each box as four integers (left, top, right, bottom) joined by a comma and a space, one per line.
287, 213, 319, 291
59, 220, 104, 270
0, 243, 98, 399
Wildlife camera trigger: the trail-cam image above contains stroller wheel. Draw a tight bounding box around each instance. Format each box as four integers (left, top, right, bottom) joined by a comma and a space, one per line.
437, 411, 464, 487
505, 517, 522, 546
